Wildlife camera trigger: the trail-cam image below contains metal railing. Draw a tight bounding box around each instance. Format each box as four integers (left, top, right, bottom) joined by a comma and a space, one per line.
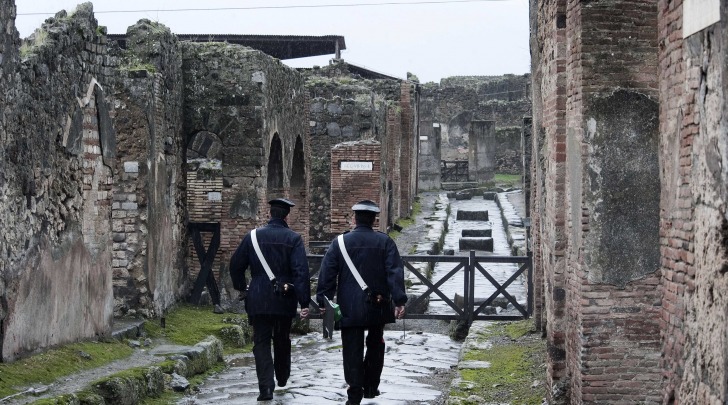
306, 250, 532, 322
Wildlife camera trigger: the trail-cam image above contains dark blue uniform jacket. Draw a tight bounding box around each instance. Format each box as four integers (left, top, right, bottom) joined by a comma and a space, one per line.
229, 218, 311, 318
316, 225, 407, 328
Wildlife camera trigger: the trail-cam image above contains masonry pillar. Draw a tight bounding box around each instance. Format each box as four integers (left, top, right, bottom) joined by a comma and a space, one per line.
468, 120, 495, 184
330, 140, 382, 234
560, 1, 661, 403
418, 122, 442, 190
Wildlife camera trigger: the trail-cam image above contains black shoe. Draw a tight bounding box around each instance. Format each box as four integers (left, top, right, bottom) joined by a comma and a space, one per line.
363, 388, 380, 398
257, 386, 274, 401
345, 401, 360, 405
277, 379, 287, 387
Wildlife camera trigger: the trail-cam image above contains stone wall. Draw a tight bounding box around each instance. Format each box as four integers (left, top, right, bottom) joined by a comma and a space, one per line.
304, 62, 417, 241
659, 1, 727, 404
110, 20, 186, 318
182, 42, 310, 293
418, 74, 531, 178
0, 3, 115, 360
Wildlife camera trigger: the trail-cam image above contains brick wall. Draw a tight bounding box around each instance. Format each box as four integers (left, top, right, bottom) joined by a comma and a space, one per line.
398, 82, 415, 219
563, 1, 662, 403
534, 0, 570, 394
534, 0, 664, 402
656, 1, 692, 401
658, 1, 727, 404
330, 142, 382, 234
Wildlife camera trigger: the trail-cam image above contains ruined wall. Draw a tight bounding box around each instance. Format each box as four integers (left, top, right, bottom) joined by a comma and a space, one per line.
330, 142, 382, 233
110, 20, 186, 318
182, 43, 309, 293
658, 1, 727, 404
532, 0, 569, 394
418, 75, 530, 176
0, 3, 115, 360
533, 0, 664, 402
563, 1, 661, 403
305, 62, 416, 241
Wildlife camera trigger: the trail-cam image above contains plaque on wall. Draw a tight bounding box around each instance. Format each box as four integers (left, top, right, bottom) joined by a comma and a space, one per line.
683, 0, 720, 38
340, 161, 373, 171
207, 192, 222, 201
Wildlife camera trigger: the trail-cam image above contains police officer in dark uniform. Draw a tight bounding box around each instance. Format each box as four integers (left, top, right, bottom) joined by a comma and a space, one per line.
229, 198, 311, 401
316, 200, 407, 405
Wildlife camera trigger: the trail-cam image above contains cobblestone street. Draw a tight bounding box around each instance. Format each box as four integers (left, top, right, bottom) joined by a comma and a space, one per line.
179, 329, 460, 404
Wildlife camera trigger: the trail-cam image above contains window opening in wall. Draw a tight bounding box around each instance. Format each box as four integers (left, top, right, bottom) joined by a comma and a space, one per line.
291, 135, 305, 188
267, 133, 284, 191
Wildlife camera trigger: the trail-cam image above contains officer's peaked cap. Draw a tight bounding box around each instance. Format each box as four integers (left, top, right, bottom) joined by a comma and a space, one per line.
268, 198, 296, 208
351, 200, 380, 213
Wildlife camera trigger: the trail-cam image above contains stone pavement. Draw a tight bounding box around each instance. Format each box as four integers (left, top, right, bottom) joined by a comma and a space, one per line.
179, 329, 460, 404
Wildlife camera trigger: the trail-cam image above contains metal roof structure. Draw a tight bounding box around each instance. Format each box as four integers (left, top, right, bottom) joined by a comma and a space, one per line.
107, 34, 346, 60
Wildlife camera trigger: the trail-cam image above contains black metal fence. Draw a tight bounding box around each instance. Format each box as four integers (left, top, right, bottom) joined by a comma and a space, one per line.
307, 250, 532, 322
441, 160, 469, 182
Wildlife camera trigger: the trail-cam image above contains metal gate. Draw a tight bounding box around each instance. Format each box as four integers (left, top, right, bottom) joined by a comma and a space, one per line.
441, 160, 469, 182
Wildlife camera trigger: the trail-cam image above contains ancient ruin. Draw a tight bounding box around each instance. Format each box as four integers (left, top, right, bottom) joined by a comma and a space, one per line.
1, 0, 727, 404
530, 0, 727, 403
0, 1, 417, 361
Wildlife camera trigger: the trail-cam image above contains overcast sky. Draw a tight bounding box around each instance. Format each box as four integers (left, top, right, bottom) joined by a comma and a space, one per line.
14, 0, 530, 83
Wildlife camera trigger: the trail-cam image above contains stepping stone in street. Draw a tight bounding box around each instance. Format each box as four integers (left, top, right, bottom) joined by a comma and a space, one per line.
456, 209, 488, 221
461, 228, 492, 237
459, 237, 494, 251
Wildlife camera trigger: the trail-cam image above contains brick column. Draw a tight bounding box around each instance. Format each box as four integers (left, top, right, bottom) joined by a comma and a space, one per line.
330, 141, 382, 234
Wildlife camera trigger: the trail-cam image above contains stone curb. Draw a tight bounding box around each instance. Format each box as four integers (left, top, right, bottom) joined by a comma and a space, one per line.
495, 191, 528, 256
446, 321, 492, 405
32, 336, 224, 405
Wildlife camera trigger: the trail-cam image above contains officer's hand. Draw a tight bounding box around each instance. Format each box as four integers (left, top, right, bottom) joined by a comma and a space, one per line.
319, 306, 326, 315
394, 305, 406, 319
300, 308, 310, 319
238, 290, 248, 302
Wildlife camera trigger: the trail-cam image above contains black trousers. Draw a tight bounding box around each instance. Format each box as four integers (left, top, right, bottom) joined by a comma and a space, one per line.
341, 325, 385, 403
251, 315, 292, 389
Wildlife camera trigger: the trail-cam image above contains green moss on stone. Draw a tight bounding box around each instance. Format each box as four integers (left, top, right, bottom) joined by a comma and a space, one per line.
0, 341, 133, 397
450, 321, 545, 405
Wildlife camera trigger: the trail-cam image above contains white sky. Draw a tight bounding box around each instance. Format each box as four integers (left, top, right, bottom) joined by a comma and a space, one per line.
14, 0, 530, 83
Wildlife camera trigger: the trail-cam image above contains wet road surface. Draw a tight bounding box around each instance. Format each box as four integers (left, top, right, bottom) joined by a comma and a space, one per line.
179, 329, 460, 404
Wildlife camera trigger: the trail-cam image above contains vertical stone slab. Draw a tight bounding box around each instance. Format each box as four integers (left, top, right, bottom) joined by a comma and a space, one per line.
418, 122, 442, 190
468, 120, 496, 184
